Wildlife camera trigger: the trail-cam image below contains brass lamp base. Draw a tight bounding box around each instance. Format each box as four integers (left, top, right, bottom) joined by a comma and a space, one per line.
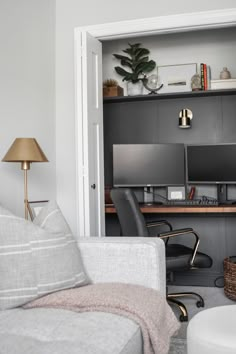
22, 162, 31, 220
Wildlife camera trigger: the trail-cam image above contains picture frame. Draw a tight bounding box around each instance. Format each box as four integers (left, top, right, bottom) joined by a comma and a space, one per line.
27, 200, 49, 220
158, 63, 197, 93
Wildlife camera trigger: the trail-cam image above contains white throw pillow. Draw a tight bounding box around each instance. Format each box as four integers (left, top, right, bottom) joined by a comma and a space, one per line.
0, 202, 88, 310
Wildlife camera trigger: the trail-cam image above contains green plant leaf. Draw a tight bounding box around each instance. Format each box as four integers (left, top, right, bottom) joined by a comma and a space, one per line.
123, 48, 133, 56
123, 43, 141, 56
114, 66, 132, 78
128, 43, 141, 48
121, 59, 132, 69
131, 73, 140, 82
127, 43, 141, 51
135, 48, 150, 60
113, 54, 131, 62
133, 56, 149, 69
145, 60, 156, 72
135, 60, 156, 75
123, 73, 134, 82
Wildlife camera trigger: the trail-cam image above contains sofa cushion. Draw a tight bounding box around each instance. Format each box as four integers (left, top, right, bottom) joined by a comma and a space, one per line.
0, 203, 88, 310
33, 200, 71, 235
0, 308, 143, 354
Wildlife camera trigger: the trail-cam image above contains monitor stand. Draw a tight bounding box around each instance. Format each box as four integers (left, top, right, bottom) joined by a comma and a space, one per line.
217, 184, 236, 205
143, 186, 162, 205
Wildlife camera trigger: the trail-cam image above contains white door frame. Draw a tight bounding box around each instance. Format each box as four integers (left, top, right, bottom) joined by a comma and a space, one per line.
74, 8, 236, 236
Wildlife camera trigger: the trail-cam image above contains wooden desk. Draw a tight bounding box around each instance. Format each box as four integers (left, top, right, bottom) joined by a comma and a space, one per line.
105, 204, 236, 214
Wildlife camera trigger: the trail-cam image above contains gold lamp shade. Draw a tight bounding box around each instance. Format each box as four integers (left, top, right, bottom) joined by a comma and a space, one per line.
2, 138, 48, 219
2, 138, 48, 167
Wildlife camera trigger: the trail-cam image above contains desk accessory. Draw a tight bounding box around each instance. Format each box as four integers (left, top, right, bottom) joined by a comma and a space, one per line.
142, 74, 163, 94
167, 186, 186, 201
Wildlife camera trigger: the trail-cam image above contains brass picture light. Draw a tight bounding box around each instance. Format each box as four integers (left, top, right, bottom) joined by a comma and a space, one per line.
179, 108, 193, 129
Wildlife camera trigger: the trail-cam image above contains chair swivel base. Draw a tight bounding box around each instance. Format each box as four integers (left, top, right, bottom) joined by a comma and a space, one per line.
167, 292, 205, 322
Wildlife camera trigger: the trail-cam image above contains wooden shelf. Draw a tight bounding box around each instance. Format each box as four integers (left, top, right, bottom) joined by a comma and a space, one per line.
103, 88, 236, 104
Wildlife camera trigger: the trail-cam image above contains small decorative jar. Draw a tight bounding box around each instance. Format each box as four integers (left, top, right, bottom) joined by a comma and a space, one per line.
220, 67, 231, 80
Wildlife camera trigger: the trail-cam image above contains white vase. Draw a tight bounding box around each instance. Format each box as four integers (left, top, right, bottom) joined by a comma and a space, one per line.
220, 67, 231, 79
127, 81, 143, 96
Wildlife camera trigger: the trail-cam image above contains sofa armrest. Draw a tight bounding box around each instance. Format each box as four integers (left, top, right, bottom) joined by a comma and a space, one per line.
77, 237, 166, 296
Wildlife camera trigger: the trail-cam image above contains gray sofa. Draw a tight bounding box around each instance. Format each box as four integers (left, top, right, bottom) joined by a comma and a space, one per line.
0, 237, 166, 354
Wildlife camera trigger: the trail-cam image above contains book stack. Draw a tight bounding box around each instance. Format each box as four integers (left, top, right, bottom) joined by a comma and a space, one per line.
211, 79, 236, 90
200, 63, 211, 90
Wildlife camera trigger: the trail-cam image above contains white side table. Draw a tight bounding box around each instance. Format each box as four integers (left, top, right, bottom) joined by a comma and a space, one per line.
187, 305, 236, 354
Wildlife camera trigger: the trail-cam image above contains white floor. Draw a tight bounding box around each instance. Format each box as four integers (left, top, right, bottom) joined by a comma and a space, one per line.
168, 285, 235, 354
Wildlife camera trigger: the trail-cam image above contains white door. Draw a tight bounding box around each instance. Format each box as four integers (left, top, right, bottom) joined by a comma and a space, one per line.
75, 31, 105, 237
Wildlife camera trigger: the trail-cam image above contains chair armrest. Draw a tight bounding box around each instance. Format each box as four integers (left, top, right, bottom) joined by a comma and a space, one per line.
159, 228, 200, 267
146, 219, 172, 231
77, 237, 166, 296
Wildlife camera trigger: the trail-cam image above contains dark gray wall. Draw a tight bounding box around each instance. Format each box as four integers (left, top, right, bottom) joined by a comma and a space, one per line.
104, 93, 236, 286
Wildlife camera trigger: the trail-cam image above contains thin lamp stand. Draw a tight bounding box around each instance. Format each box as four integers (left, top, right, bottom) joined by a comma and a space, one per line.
22, 161, 30, 220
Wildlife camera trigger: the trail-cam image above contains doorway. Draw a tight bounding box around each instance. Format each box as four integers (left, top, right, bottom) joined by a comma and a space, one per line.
74, 9, 236, 237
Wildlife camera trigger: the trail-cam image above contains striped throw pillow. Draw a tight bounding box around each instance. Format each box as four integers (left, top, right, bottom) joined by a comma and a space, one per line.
0, 202, 88, 310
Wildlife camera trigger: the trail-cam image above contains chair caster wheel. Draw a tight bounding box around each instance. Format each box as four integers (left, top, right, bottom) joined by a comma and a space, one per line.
179, 314, 188, 322
196, 300, 204, 308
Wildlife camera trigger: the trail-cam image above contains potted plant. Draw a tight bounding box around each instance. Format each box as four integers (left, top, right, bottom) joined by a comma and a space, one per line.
103, 79, 124, 97
113, 43, 156, 95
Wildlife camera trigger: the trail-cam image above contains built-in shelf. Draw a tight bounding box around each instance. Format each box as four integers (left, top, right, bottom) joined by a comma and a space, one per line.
103, 88, 236, 104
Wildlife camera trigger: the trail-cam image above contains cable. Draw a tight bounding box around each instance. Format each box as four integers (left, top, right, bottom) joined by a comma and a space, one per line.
198, 195, 218, 202
145, 188, 169, 201
146, 190, 219, 203
214, 276, 224, 288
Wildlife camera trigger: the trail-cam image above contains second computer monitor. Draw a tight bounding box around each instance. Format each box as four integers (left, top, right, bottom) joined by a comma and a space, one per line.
186, 143, 236, 184
186, 143, 236, 204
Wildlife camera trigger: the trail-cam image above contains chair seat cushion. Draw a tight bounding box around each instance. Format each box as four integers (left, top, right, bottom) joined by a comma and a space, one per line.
166, 244, 212, 271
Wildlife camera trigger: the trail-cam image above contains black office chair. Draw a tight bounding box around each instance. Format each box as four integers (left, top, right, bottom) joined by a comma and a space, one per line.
110, 187, 213, 322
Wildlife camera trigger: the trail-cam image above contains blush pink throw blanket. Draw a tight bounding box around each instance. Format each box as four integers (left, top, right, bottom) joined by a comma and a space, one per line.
24, 283, 180, 354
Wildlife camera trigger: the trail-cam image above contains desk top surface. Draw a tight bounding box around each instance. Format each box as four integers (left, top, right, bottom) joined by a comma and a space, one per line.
105, 204, 236, 214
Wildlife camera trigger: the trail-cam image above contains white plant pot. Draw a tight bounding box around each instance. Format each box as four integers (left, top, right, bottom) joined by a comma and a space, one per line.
127, 81, 143, 96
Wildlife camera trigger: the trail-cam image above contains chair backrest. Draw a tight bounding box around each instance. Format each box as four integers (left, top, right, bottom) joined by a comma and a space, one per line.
110, 188, 149, 236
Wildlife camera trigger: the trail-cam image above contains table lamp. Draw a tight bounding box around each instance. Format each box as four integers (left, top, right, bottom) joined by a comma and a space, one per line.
2, 138, 48, 220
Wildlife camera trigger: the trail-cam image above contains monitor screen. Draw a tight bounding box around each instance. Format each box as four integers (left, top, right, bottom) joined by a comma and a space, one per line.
186, 143, 236, 184
113, 144, 185, 187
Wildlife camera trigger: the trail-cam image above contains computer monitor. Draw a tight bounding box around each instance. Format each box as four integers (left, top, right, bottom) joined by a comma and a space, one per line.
186, 143, 236, 204
113, 143, 185, 202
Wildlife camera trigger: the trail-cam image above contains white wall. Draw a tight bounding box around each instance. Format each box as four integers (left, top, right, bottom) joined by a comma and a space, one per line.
103, 27, 236, 95
0, 0, 56, 217
56, 0, 236, 235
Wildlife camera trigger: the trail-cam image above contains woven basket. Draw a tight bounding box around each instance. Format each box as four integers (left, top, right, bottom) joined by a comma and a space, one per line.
224, 256, 236, 301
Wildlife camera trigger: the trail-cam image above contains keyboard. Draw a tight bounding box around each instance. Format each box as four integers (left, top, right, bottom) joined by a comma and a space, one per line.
165, 199, 219, 206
